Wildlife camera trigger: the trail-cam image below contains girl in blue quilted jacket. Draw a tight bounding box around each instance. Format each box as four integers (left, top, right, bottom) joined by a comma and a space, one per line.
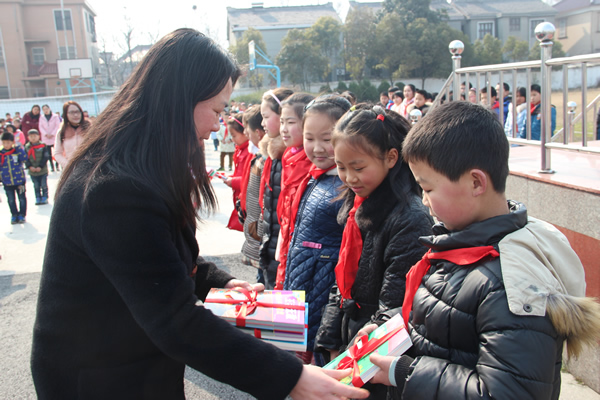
283, 95, 352, 365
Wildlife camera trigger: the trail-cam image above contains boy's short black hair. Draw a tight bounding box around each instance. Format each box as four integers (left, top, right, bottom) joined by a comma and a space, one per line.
531, 84, 541, 94
388, 86, 399, 93
415, 89, 428, 98
242, 104, 264, 132
480, 86, 497, 98
402, 101, 509, 193
1, 132, 14, 141
516, 87, 527, 97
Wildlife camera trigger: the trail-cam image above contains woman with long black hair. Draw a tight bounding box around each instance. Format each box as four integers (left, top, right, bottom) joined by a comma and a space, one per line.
31, 29, 367, 400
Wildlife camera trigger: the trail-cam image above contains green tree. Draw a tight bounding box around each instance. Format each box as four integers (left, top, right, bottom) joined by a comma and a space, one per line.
276, 29, 328, 89
343, 7, 376, 80
306, 16, 342, 82
528, 39, 566, 60
229, 28, 268, 89
372, 13, 409, 84
502, 36, 530, 62
390, 18, 473, 87
473, 34, 503, 65
380, 0, 441, 24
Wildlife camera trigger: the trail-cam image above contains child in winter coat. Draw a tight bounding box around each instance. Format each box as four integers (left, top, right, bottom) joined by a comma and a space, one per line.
274, 93, 315, 289
282, 95, 352, 365
223, 112, 250, 232
314, 105, 433, 390
24, 129, 51, 205
258, 87, 293, 289
239, 106, 266, 272
217, 116, 235, 171
1, 132, 28, 223
366, 101, 600, 400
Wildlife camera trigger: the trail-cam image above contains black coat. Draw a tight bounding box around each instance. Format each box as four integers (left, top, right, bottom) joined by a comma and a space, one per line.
260, 158, 282, 289
315, 176, 433, 353
398, 202, 563, 400
31, 160, 302, 400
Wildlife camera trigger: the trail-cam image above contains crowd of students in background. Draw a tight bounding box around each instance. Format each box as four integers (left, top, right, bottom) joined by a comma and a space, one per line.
0, 101, 91, 224
210, 84, 599, 399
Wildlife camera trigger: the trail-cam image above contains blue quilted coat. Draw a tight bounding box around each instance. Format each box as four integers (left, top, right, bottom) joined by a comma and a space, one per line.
283, 173, 344, 350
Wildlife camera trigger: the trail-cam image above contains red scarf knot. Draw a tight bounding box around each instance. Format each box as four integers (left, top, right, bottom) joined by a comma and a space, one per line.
27, 143, 45, 161
402, 246, 500, 325
1, 148, 15, 165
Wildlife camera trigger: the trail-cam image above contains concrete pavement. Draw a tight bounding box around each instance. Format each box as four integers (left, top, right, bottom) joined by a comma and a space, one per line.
0, 141, 598, 399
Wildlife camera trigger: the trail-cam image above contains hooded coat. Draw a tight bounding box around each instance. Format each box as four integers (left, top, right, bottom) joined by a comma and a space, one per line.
395, 201, 600, 400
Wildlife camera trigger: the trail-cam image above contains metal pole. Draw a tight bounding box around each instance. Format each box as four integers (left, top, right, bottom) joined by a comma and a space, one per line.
526, 68, 532, 140
499, 71, 504, 123
567, 101, 576, 143
512, 72, 517, 137
582, 63, 588, 146
535, 21, 556, 173
562, 66, 568, 144
449, 40, 464, 101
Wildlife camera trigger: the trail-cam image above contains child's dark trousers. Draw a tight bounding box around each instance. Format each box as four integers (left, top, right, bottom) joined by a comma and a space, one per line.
4, 185, 27, 217
31, 174, 48, 199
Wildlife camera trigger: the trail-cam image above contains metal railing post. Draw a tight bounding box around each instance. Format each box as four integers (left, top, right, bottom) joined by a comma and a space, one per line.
449, 40, 464, 101
536, 22, 555, 173
567, 101, 577, 143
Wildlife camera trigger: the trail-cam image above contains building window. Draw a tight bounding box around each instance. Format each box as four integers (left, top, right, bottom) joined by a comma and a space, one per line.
88, 14, 96, 42
0, 86, 9, 99
558, 18, 567, 38
597, 13, 600, 32
54, 9, 73, 31
478, 21, 495, 40
32, 48, 45, 65
59, 46, 76, 59
530, 19, 545, 37
0, 48, 5, 68
509, 18, 520, 32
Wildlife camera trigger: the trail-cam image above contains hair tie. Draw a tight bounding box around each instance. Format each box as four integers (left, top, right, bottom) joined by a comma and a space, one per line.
229, 116, 244, 129
376, 114, 385, 121
265, 90, 282, 107
349, 105, 357, 111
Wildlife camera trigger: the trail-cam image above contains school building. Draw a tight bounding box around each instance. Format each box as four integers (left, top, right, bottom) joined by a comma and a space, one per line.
0, 0, 99, 99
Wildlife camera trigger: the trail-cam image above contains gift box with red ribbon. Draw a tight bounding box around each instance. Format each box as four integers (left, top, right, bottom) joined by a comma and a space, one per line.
204, 288, 308, 351
323, 313, 412, 387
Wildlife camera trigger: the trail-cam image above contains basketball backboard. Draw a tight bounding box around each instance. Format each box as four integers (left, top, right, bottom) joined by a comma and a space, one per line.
57, 58, 93, 80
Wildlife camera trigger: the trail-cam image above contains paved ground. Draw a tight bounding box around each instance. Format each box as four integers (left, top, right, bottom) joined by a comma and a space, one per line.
0, 141, 598, 399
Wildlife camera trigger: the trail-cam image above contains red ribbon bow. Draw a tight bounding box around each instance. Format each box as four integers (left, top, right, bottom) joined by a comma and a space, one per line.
204, 288, 305, 327
335, 325, 403, 387
1, 148, 15, 165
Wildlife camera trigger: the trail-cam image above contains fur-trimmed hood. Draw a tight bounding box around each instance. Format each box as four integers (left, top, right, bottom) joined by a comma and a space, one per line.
499, 217, 600, 358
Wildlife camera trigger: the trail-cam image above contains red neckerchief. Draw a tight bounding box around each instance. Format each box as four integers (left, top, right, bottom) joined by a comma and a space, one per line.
238, 143, 255, 213
274, 148, 313, 289
530, 102, 539, 115
402, 246, 499, 325
492, 101, 500, 109
233, 140, 249, 167
1, 148, 15, 165
258, 157, 273, 209
334, 195, 367, 300
27, 143, 45, 160
275, 163, 336, 289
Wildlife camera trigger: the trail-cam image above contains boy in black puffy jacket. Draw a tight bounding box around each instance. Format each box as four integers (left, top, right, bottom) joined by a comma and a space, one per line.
363, 101, 600, 400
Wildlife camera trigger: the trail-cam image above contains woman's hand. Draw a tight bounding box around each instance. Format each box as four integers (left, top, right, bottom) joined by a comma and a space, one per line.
224, 279, 264, 292
223, 178, 232, 187
290, 365, 369, 400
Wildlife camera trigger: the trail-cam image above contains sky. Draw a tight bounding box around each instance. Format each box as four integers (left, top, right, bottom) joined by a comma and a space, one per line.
89, 0, 353, 55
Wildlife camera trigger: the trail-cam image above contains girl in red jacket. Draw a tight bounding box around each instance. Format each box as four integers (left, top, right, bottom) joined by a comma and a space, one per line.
274, 93, 315, 290
224, 112, 250, 231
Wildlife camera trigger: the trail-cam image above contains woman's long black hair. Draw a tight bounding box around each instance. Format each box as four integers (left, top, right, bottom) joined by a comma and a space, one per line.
57, 29, 242, 226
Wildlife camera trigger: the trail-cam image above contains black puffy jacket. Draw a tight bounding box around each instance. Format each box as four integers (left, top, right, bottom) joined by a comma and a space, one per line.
399, 202, 564, 400
283, 173, 344, 350
315, 176, 433, 354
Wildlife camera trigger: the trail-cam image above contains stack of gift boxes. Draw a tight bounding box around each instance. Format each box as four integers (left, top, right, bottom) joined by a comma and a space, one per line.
204, 288, 308, 351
